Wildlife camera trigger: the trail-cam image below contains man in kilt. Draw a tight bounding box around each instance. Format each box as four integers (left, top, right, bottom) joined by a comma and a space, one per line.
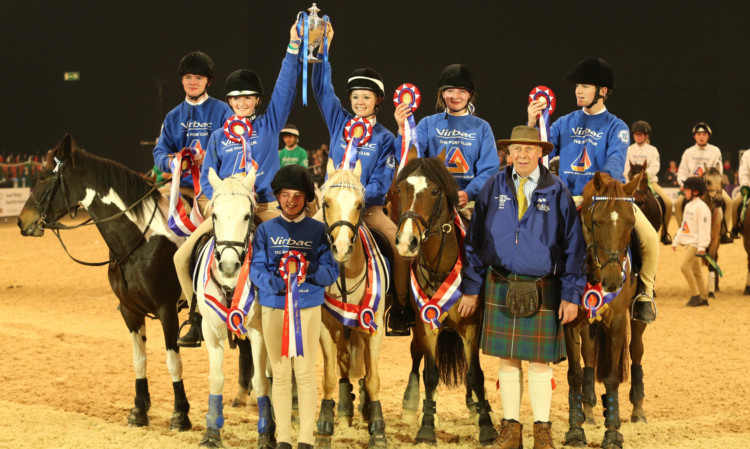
458, 126, 585, 449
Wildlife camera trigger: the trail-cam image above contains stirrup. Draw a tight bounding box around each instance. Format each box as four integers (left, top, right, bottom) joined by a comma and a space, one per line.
631, 294, 656, 324
385, 306, 411, 337
177, 317, 203, 348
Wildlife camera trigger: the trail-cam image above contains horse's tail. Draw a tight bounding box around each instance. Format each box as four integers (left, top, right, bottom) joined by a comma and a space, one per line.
348, 331, 366, 380
594, 321, 630, 384
436, 328, 467, 388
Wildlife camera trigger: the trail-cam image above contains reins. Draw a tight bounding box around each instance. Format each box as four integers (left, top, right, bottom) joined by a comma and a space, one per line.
585, 195, 635, 280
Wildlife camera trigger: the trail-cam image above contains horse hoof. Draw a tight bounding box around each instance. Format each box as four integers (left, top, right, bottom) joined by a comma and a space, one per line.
315, 435, 332, 449
401, 409, 418, 424
257, 432, 276, 449
583, 404, 597, 426
631, 413, 648, 424
369, 431, 388, 448
231, 389, 249, 408
169, 410, 192, 431
601, 429, 624, 449
564, 427, 587, 447
338, 415, 353, 428
415, 426, 437, 445
127, 407, 149, 427
479, 424, 499, 446
199, 428, 223, 448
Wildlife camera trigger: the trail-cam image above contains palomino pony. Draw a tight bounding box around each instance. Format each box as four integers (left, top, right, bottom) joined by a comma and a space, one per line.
316, 159, 389, 449
394, 157, 497, 445
17, 134, 192, 430
192, 169, 274, 449
564, 172, 643, 449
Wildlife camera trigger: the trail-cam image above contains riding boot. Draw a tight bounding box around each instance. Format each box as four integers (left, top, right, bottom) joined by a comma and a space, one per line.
386, 301, 414, 337
631, 294, 656, 324
177, 296, 203, 348
720, 231, 733, 244
660, 232, 672, 245
731, 222, 742, 239
533, 422, 555, 449
493, 419, 523, 449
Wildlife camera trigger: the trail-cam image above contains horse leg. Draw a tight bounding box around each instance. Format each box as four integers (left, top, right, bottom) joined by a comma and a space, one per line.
158, 305, 191, 431
563, 322, 588, 447
402, 331, 423, 423
231, 338, 253, 407
463, 322, 498, 445
336, 335, 355, 428
119, 305, 151, 428
600, 318, 628, 449
629, 320, 647, 423
581, 322, 598, 425
247, 302, 275, 449
363, 332, 387, 449
316, 322, 338, 449
199, 319, 226, 448
415, 330, 439, 445
745, 220, 750, 295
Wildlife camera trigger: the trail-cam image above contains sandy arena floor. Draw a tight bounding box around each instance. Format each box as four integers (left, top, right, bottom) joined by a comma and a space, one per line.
1, 218, 749, 448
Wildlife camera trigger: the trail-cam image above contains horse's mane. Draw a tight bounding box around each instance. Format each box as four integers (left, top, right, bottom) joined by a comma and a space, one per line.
321, 168, 365, 198
47, 145, 159, 222
395, 157, 459, 211
583, 172, 627, 209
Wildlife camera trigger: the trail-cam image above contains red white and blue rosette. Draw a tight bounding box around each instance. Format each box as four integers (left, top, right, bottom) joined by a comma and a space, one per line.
529, 86, 556, 167
278, 250, 308, 358
167, 146, 205, 237
341, 117, 373, 170
223, 116, 256, 176
393, 83, 422, 172
581, 282, 605, 321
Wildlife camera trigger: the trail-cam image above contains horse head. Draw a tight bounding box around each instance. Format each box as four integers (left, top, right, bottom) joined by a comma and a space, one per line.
19, 134, 84, 236
321, 159, 365, 262
581, 172, 639, 292
394, 156, 459, 258
704, 166, 725, 203
628, 161, 650, 207
208, 167, 256, 278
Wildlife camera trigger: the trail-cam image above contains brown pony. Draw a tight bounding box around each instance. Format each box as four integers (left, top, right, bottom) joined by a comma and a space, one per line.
703, 167, 726, 296
564, 172, 644, 449
393, 156, 497, 445
627, 161, 664, 237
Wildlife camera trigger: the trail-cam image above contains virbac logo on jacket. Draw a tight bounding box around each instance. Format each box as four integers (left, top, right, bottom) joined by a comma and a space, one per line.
269, 237, 313, 248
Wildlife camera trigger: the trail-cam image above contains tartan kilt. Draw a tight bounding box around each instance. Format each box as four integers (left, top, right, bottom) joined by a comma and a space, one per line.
480, 268, 566, 363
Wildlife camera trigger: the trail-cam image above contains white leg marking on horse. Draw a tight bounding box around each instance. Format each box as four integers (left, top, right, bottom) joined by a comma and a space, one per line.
166, 349, 183, 382
130, 325, 147, 379
610, 211, 618, 226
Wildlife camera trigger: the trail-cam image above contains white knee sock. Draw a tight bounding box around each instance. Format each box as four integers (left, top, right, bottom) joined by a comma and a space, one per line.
498, 368, 522, 421
528, 367, 553, 423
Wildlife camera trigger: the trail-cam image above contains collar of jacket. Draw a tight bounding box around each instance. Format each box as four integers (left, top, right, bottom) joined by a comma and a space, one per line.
503, 164, 555, 196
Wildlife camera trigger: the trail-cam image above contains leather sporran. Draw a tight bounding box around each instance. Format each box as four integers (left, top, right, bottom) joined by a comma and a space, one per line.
505, 278, 540, 317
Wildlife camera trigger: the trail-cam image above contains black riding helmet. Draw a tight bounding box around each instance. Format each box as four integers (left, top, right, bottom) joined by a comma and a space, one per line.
179, 51, 215, 81
683, 177, 707, 196
225, 69, 264, 98
347, 68, 385, 97
692, 122, 712, 136
438, 64, 475, 92
631, 120, 652, 135
566, 58, 615, 89
271, 165, 315, 201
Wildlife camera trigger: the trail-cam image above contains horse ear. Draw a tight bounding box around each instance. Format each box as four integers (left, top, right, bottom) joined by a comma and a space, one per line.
243, 167, 257, 193
624, 170, 643, 196
593, 171, 604, 191
407, 144, 418, 162
642, 160, 648, 171
353, 159, 362, 179
326, 157, 336, 178
57, 133, 75, 159
208, 167, 222, 191
437, 148, 447, 163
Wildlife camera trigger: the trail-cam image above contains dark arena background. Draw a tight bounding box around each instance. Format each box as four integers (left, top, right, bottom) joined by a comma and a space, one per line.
3, 1, 749, 172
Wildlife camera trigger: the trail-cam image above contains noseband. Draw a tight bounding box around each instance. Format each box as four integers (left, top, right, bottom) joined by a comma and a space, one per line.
397, 188, 447, 243
585, 196, 634, 278
213, 191, 256, 264
323, 182, 366, 246
33, 157, 79, 228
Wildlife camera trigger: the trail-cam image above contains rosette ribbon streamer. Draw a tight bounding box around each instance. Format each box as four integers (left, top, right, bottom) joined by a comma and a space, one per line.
296, 10, 329, 106
323, 226, 387, 334
582, 254, 628, 321
529, 86, 556, 167
279, 251, 308, 358
341, 117, 373, 170
410, 211, 466, 332
200, 239, 256, 337
167, 146, 205, 236
223, 115, 256, 178
393, 83, 422, 172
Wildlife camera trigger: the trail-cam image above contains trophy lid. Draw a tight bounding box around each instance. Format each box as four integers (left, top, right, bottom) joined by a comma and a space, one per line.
308, 3, 320, 16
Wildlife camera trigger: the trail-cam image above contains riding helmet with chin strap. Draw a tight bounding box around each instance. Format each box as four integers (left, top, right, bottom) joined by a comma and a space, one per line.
631, 120, 652, 135
224, 69, 264, 98
271, 165, 315, 201
437, 64, 475, 92
347, 68, 385, 97
683, 177, 707, 196
179, 50, 215, 81
566, 58, 615, 108
691, 122, 712, 136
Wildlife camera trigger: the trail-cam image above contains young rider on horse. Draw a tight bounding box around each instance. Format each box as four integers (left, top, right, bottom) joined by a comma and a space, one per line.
152, 50, 234, 216
312, 22, 412, 335
175, 22, 302, 346
527, 58, 659, 324
251, 165, 339, 449
393, 63, 499, 217
460, 126, 585, 449
624, 120, 674, 244
731, 149, 750, 238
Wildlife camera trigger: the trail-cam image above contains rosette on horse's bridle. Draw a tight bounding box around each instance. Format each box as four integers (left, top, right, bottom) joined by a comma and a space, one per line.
323, 226, 385, 335
201, 238, 257, 337
410, 210, 466, 332
278, 251, 308, 358
167, 146, 205, 236
393, 83, 422, 173
223, 115, 257, 179
341, 117, 373, 170
529, 86, 556, 166
296, 10, 330, 106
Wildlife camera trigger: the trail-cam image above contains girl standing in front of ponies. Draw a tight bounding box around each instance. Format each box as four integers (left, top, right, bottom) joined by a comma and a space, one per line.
251, 166, 338, 449
394, 64, 499, 215
311, 22, 412, 334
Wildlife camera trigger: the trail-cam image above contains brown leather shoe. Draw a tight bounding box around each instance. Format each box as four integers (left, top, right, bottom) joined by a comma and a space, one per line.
493, 419, 523, 449
533, 421, 555, 449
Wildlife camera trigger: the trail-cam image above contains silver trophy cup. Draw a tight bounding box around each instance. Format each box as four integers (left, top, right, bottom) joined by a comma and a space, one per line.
298, 3, 326, 63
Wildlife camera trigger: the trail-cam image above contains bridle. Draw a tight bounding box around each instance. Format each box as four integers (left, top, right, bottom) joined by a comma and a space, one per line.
212, 191, 256, 265
33, 157, 79, 227
322, 182, 366, 247
584, 196, 635, 280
